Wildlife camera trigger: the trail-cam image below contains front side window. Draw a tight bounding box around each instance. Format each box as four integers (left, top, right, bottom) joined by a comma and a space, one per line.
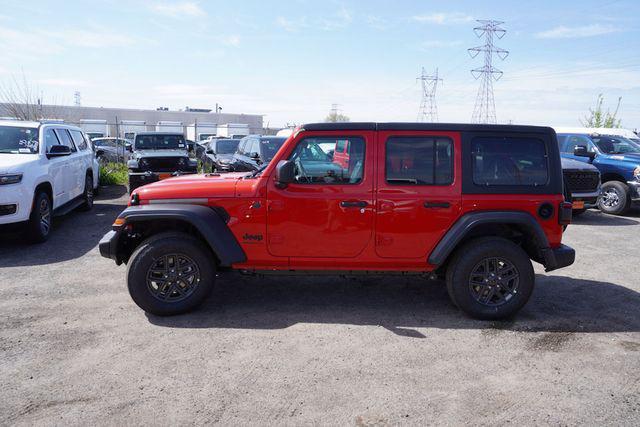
560, 134, 595, 154
386, 137, 453, 185
472, 137, 548, 186
44, 129, 60, 153
288, 136, 365, 184
0, 126, 39, 154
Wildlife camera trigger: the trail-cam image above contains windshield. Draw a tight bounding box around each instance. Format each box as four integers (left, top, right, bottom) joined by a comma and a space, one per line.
214, 139, 240, 154
0, 126, 39, 154
260, 137, 286, 161
592, 135, 640, 154
135, 134, 185, 150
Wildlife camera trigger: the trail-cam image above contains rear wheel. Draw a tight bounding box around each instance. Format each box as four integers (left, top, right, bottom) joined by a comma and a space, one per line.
79, 174, 94, 211
446, 237, 535, 320
27, 191, 52, 243
127, 232, 216, 315
598, 181, 630, 215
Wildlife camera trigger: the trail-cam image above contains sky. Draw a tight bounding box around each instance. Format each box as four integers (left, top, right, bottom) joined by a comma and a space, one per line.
0, 0, 639, 129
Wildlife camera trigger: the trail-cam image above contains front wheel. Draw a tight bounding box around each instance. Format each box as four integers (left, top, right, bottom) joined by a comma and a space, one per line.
126, 232, 216, 315
27, 191, 52, 243
79, 174, 94, 211
446, 237, 535, 320
598, 181, 630, 215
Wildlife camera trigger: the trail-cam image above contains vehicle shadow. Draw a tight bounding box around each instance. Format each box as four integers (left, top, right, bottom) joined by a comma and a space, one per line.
146, 273, 640, 336
0, 185, 127, 267
571, 209, 639, 226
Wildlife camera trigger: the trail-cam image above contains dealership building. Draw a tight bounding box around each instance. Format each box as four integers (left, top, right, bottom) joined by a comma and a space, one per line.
0, 104, 264, 141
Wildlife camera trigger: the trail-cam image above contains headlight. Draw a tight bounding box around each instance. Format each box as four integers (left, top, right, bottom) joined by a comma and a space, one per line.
0, 173, 23, 185
634, 166, 640, 180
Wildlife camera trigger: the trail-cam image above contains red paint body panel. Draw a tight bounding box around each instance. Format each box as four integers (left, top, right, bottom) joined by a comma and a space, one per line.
132, 128, 568, 272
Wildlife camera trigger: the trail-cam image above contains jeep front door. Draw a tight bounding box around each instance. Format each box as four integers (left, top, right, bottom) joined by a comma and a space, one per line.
375, 131, 462, 260
266, 132, 374, 258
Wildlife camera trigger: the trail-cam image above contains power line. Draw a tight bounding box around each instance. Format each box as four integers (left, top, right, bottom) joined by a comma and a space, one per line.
468, 20, 509, 124
417, 67, 442, 122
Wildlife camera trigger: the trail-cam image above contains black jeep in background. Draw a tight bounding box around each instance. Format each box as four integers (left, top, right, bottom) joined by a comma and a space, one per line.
230, 135, 287, 172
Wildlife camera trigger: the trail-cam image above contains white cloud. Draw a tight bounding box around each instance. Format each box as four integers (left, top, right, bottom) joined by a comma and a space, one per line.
535, 24, 619, 39
48, 29, 137, 48
150, 1, 206, 18
411, 12, 474, 25
36, 78, 90, 87
421, 40, 463, 49
366, 15, 388, 30
276, 16, 307, 33
320, 6, 352, 31
219, 35, 240, 47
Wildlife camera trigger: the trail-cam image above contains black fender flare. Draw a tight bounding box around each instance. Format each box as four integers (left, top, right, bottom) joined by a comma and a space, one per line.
428, 211, 555, 269
115, 204, 246, 266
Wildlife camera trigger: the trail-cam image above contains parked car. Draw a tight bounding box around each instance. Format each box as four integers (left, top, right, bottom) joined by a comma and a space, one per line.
0, 120, 99, 242
127, 132, 197, 193
561, 157, 601, 215
100, 122, 574, 320
556, 130, 640, 215
202, 138, 241, 172
92, 137, 132, 163
230, 135, 287, 172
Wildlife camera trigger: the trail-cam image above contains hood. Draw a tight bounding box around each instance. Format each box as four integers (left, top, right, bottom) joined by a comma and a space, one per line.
603, 152, 640, 164
133, 149, 188, 159
560, 157, 599, 172
135, 172, 249, 200
0, 154, 39, 173
214, 154, 235, 163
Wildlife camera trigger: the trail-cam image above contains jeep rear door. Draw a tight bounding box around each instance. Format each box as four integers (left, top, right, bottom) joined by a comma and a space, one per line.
266, 130, 375, 258
375, 130, 462, 259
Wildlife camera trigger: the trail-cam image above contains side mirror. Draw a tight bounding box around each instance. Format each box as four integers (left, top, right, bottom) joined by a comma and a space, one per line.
47, 145, 72, 159
574, 145, 596, 160
206, 148, 214, 154
250, 152, 260, 159
126, 144, 133, 152
275, 160, 295, 188
95, 149, 105, 157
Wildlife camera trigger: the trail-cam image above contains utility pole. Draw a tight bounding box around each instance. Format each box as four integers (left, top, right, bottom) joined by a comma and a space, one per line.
468, 20, 509, 124
416, 67, 442, 122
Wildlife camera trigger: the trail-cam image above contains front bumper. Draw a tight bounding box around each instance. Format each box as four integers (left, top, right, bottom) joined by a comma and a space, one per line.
570, 189, 600, 209
628, 181, 640, 201
542, 244, 575, 272
99, 229, 120, 262
0, 184, 32, 225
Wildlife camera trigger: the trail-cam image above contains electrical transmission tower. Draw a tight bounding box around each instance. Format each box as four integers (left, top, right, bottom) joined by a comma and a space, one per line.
468, 20, 508, 124
417, 67, 442, 122
74, 91, 81, 107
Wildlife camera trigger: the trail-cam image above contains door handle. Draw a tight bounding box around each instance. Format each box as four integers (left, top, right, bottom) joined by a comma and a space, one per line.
423, 201, 450, 208
340, 200, 368, 208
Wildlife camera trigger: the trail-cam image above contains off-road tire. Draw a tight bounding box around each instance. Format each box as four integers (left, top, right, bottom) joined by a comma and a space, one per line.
127, 232, 216, 315
446, 237, 535, 320
27, 191, 52, 243
79, 173, 94, 211
598, 181, 630, 216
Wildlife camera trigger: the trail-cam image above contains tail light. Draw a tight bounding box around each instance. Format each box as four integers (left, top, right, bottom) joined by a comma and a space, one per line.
559, 201, 572, 226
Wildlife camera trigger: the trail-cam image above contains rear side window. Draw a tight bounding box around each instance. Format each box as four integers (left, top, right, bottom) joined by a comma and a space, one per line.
471, 137, 548, 186
54, 129, 77, 152
386, 137, 453, 185
69, 130, 88, 150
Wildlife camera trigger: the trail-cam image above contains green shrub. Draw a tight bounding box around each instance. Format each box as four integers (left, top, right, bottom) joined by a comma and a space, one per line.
99, 162, 128, 186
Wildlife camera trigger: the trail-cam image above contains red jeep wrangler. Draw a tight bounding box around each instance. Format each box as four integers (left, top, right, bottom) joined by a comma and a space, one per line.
99, 123, 575, 320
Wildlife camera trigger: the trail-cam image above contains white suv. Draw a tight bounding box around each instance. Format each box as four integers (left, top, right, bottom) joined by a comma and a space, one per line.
0, 120, 100, 242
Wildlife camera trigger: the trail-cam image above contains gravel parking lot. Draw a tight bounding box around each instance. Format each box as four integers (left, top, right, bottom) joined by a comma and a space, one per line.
1, 186, 639, 425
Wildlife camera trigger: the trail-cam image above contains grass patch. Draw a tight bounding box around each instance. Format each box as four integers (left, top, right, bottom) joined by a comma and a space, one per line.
99, 162, 128, 186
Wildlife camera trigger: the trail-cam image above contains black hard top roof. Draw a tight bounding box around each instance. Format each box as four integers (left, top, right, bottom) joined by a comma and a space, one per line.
301, 122, 554, 133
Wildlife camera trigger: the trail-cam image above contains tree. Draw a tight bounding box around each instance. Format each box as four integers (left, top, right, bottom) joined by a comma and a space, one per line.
581, 93, 622, 128
324, 105, 350, 123
0, 73, 72, 122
